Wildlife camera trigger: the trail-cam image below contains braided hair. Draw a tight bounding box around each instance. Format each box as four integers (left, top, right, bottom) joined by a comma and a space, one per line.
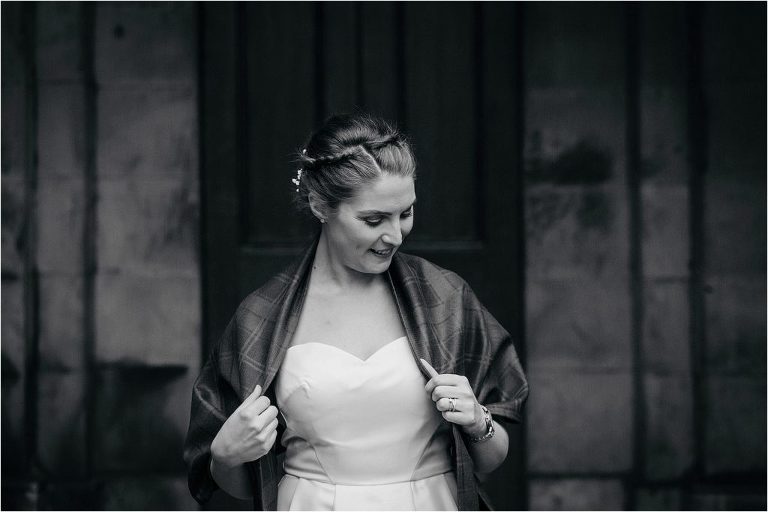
294, 113, 416, 216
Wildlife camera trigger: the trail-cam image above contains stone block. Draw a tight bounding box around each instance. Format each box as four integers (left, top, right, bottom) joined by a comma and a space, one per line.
525, 3, 624, 88
37, 371, 86, 477
97, 178, 198, 275
101, 476, 198, 510
93, 366, 192, 473
705, 276, 766, 376
640, 3, 687, 87
1, 280, 25, 476
95, 272, 200, 367
36, 179, 84, 273
642, 281, 690, 373
36, 2, 83, 82
525, 89, 626, 184
639, 88, 688, 184
2, 176, 25, 276
643, 374, 694, 480
39, 274, 84, 371
529, 478, 624, 511
705, 376, 766, 475
635, 487, 683, 510
527, 371, 633, 472
702, 3, 766, 85
707, 82, 765, 178
690, 489, 767, 511
1, 85, 26, 177
705, 180, 766, 275
97, 86, 197, 178
95, 2, 195, 85
2, 279, 25, 381
1, 2, 26, 86
38, 84, 86, 177
641, 185, 689, 278
526, 186, 629, 281
527, 279, 631, 370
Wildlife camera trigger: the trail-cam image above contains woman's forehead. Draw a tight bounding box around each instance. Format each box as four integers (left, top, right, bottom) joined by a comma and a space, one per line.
348, 175, 416, 211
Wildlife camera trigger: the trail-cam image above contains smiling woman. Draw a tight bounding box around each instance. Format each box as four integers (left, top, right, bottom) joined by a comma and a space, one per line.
184, 113, 529, 511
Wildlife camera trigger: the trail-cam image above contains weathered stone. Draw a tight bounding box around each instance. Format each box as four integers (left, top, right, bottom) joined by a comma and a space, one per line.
704, 376, 766, 475
95, 2, 195, 85
705, 276, 766, 376
526, 185, 629, 281
38, 84, 86, 178
525, 3, 624, 88
1, 2, 26, 86
93, 366, 192, 473
37, 371, 86, 477
36, 179, 84, 273
639, 88, 688, 184
1, 85, 26, 177
641, 185, 689, 278
97, 178, 198, 276
101, 476, 198, 510
643, 374, 694, 480
2, 176, 25, 276
525, 90, 626, 187
39, 274, 84, 371
95, 272, 200, 366
705, 180, 766, 275
527, 279, 631, 370
36, 2, 83, 82
97, 86, 197, 178
527, 371, 633, 472
1, 279, 26, 475
635, 487, 683, 510
642, 281, 689, 373
529, 478, 625, 511
690, 489, 767, 511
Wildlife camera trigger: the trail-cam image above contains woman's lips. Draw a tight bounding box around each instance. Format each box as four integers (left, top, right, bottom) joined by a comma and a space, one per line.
370, 248, 394, 257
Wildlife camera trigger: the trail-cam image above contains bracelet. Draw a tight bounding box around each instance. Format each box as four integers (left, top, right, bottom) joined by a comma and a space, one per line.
469, 405, 495, 443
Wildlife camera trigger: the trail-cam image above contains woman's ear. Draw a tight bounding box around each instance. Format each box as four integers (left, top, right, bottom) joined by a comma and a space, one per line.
308, 193, 327, 224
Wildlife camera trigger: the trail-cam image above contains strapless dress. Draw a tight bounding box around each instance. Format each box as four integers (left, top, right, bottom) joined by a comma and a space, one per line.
275, 336, 457, 510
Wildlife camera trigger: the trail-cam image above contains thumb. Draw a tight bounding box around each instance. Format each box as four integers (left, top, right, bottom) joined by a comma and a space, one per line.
239, 384, 262, 408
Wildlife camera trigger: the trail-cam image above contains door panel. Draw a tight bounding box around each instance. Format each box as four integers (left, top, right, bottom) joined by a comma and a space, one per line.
202, 3, 525, 508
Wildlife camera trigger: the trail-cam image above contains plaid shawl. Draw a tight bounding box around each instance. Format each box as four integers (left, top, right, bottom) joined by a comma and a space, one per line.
184, 236, 528, 510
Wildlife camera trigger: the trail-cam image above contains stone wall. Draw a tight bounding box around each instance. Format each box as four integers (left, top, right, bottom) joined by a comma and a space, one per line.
2, 3, 200, 509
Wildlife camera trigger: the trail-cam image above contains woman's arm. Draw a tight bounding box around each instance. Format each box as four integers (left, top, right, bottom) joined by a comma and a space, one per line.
209, 457, 253, 500
461, 415, 509, 473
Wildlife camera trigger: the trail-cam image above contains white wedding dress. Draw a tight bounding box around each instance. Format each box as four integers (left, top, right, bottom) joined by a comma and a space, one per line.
275, 336, 458, 511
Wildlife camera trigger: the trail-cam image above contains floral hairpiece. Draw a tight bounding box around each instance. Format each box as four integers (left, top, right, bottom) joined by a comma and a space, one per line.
291, 148, 307, 192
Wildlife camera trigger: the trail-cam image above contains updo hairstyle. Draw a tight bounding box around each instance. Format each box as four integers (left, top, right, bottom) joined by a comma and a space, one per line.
295, 113, 416, 217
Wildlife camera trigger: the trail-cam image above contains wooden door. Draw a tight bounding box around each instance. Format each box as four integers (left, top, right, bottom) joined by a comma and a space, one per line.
202, 3, 526, 508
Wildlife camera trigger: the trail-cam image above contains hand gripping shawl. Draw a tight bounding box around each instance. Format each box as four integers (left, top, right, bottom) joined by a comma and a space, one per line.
184, 237, 529, 510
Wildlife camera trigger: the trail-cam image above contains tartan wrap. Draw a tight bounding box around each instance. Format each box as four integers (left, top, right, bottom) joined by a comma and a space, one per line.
183, 237, 528, 510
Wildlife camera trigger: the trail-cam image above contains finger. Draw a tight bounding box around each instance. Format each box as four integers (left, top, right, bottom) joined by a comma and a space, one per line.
425, 374, 465, 393
259, 405, 279, 424
431, 384, 462, 402
435, 397, 460, 412
440, 410, 466, 424
245, 395, 271, 416
420, 359, 439, 379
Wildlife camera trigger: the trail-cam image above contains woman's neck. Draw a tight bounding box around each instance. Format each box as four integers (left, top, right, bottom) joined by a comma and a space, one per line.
310, 230, 383, 294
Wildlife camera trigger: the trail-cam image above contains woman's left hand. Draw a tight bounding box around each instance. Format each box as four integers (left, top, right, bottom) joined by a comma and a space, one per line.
421, 359, 485, 438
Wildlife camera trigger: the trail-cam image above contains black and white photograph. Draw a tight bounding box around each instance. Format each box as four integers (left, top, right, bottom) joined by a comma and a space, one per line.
1, 2, 766, 510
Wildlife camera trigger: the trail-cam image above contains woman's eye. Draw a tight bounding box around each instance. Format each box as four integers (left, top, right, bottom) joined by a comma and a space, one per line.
364, 218, 383, 227
401, 208, 413, 218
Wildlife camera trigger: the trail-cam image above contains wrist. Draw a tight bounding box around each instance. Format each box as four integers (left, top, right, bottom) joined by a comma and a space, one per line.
462, 404, 488, 438
210, 439, 240, 469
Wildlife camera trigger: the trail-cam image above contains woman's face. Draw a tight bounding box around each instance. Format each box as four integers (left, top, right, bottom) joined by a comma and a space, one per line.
324, 174, 416, 274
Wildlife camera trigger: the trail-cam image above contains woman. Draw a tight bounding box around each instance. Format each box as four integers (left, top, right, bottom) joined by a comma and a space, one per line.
184, 114, 528, 510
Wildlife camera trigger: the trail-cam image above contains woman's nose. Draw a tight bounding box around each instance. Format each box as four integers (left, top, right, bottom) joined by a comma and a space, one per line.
381, 220, 403, 246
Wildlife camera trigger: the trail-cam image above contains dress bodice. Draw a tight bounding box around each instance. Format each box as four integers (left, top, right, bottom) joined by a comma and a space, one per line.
275, 336, 457, 510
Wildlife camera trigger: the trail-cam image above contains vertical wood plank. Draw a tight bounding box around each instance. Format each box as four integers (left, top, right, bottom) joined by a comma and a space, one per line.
360, 3, 399, 122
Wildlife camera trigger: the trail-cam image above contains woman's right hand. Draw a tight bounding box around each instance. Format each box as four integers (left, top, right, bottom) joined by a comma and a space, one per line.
210, 384, 279, 468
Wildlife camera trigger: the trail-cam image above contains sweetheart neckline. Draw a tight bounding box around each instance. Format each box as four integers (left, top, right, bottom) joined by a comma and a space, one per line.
287, 336, 409, 364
